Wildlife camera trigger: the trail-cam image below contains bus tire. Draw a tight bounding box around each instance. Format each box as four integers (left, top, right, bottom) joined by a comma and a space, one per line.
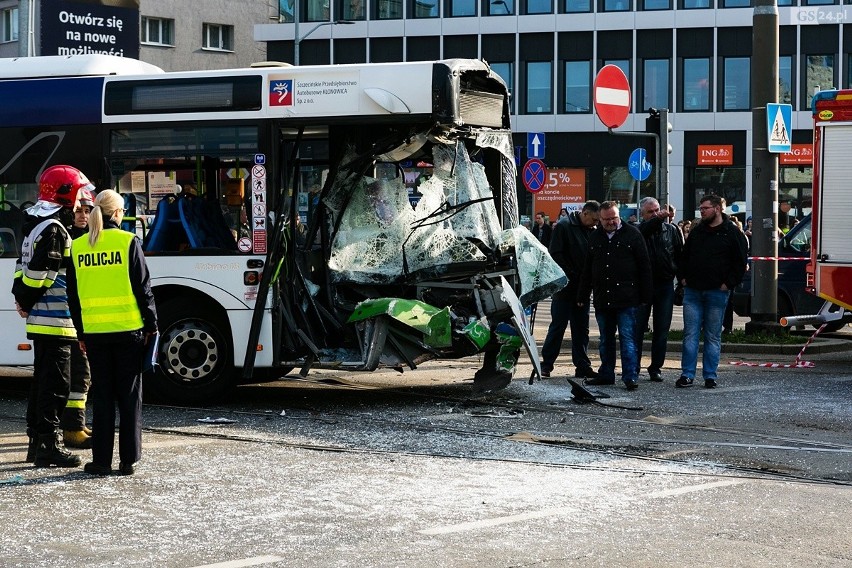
148, 299, 236, 405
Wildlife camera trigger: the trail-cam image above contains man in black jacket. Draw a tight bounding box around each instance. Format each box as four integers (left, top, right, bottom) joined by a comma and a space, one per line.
531, 211, 552, 247
540, 201, 600, 379
636, 197, 684, 382
578, 202, 652, 390
677, 194, 748, 388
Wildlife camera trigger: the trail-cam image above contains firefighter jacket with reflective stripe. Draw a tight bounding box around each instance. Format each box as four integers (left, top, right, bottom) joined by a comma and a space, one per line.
12, 217, 77, 341
70, 229, 144, 334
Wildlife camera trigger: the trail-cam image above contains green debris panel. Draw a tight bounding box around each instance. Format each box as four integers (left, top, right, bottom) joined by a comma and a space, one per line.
348, 298, 452, 348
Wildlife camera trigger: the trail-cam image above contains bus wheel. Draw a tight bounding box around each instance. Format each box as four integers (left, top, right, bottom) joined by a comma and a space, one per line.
148, 300, 235, 405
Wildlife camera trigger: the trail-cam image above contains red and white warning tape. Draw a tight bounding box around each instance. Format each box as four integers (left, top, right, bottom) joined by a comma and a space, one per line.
748, 256, 810, 261
730, 323, 826, 368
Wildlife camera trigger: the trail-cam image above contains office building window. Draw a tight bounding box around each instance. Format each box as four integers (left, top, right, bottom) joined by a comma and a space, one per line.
804, 0, 834, 4
776, 0, 792, 5
1, 7, 18, 43
681, 0, 710, 8
488, 0, 514, 14
805, 54, 835, 108
341, 0, 367, 20
721, 0, 749, 6
602, 0, 631, 10
722, 57, 750, 110
411, 0, 439, 15
491, 62, 514, 112
642, 59, 670, 111
564, 61, 591, 113
642, 0, 671, 9
526, 61, 552, 114
202, 23, 233, 51
450, 0, 477, 15
306, 0, 331, 20
141, 16, 174, 46
376, 0, 403, 18
604, 59, 631, 82
526, 0, 553, 13
564, 0, 592, 11
682, 58, 710, 111
780, 55, 793, 105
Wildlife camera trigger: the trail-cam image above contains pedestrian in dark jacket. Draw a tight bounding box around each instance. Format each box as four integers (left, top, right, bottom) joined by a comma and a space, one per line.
540, 201, 600, 379
531, 211, 552, 247
676, 194, 748, 389
578, 201, 652, 390
636, 197, 684, 382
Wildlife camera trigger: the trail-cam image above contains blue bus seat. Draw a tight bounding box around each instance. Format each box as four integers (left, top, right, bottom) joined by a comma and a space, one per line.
143, 196, 186, 252
178, 197, 237, 250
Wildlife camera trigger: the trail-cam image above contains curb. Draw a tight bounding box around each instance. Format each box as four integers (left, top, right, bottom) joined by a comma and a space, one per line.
566, 338, 849, 356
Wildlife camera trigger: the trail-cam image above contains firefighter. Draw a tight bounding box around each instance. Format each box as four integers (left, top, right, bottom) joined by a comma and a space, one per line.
67, 189, 157, 476
61, 188, 95, 449
12, 165, 95, 468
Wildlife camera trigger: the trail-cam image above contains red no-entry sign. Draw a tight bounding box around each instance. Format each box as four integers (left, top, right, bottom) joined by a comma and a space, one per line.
594, 64, 631, 129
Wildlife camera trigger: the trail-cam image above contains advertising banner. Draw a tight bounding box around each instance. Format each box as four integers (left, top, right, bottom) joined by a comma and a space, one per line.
41, 0, 140, 59
533, 167, 586, 221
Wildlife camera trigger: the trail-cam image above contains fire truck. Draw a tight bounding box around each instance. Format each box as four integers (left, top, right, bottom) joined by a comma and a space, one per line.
781, 90, 852, 330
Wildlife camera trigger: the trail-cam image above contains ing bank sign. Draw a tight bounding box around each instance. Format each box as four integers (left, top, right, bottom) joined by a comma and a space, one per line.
40, 0, 140, 60
697, 144, 734, 166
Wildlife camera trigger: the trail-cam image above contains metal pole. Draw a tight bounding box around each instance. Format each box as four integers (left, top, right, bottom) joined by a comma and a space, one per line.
746, 0, 781, 334
294, 0, 300, 65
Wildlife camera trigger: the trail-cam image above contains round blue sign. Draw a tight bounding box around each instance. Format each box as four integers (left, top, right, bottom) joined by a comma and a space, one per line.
628, 148, 652, 182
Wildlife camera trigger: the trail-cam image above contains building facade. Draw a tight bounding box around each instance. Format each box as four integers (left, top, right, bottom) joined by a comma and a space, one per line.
256, 1, 837, 224
0, 0, 270, 70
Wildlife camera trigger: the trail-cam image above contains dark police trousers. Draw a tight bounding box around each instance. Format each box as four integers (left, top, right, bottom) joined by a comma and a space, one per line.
87, 333, 146, 467
27, 339, 72, 436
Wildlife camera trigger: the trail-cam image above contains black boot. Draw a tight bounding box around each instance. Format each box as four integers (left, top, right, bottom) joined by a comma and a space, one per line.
34, 432, 82, 468
25, 436, 37, 463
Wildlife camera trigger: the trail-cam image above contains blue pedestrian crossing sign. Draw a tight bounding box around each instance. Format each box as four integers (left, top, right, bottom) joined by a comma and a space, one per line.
628, 148, 652, 181
767, 104, 792, 153
527, 132, 545, 159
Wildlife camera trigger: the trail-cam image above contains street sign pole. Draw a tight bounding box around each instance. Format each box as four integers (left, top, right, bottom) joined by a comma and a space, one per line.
746, 0, 781, 334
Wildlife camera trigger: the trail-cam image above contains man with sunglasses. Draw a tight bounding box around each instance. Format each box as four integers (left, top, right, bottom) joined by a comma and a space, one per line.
676, 194, 748, 389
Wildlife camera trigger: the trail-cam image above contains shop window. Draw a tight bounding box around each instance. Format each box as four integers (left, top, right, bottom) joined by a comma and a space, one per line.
526, 61, 552, 114
682, 58, 710, 111
722, 57, 750, 110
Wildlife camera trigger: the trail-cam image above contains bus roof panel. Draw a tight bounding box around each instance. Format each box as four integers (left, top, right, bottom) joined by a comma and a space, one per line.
0, 54, 163, 79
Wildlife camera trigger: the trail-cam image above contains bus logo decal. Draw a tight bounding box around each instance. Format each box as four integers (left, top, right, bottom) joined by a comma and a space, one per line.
270, 80, 293, 106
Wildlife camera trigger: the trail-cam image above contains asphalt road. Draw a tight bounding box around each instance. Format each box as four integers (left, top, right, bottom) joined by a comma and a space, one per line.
1, 321, 851, 567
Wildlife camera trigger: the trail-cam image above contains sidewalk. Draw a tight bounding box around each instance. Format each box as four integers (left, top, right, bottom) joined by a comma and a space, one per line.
529, 299, 849, 357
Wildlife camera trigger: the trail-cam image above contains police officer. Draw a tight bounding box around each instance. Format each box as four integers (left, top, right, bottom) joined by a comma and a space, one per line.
61, 188, 95, 449
67, 189, 157, 476
13, 165, 94, 468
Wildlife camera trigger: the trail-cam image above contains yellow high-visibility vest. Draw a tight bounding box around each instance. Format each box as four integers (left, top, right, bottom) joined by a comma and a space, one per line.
72, 229, 143, 334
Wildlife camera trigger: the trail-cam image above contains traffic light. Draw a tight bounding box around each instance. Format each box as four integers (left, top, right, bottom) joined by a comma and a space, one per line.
646, 108, 673, 201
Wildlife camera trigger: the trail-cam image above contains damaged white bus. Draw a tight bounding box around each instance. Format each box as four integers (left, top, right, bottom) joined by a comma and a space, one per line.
0, 55, 565, 403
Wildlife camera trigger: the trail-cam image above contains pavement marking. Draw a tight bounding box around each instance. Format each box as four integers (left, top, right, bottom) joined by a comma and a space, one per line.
419, 507, 571, 535
646, 479, 745, 499
189, 556, 286, 568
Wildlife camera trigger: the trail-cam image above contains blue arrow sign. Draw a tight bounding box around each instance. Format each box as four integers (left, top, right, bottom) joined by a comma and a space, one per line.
628, 148, 652, 181
527, 132, 545, 159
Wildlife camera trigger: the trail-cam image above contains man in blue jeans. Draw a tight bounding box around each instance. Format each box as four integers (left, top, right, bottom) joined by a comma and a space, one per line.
577, 202, 652, 390
677, 194, 748, 388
